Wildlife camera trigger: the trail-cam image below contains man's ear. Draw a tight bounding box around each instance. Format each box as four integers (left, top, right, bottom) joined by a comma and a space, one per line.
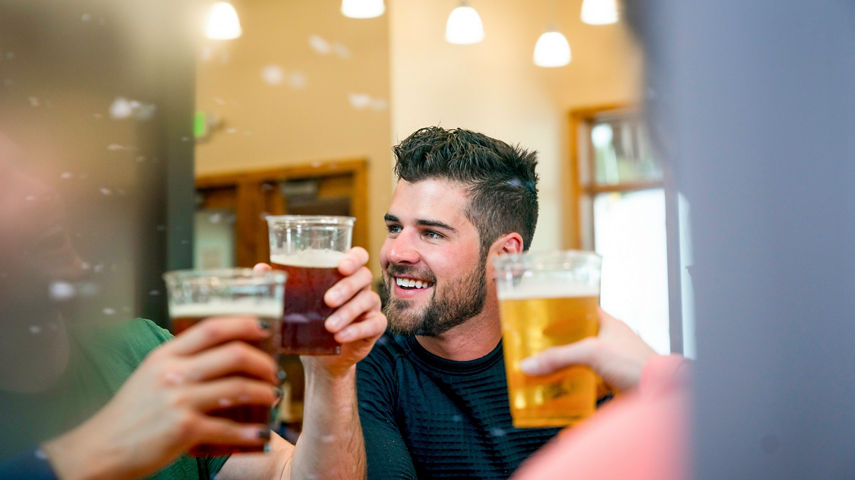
493, 232, 524, 256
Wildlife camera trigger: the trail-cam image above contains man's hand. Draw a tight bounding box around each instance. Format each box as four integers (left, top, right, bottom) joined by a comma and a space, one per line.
519, 309, 656, 393
253, 246, 385, 480
42, 317, 279, 480
255, 246, 387, 378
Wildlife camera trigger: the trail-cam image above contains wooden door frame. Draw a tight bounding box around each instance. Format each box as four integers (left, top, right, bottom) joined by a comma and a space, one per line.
196, 158, 369, 267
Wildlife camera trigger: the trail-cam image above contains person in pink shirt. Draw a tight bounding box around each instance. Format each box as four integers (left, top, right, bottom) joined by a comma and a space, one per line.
511, 309, 691, 480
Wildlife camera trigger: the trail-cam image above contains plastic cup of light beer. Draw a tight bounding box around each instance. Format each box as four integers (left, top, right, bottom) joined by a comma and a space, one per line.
162, 268, 286, 455
493, 250, 602, 428
265, 215, 354, 355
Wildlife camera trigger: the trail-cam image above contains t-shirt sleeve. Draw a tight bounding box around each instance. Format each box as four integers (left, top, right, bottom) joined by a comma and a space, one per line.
0, 448, 58, 480
202, 455, 229, 478
357, 351, 417, 480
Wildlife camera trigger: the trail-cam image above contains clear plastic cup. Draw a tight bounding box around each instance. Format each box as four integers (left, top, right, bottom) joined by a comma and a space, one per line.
162, 268, 286, 454
493, 250, 602, 428
266, 215, 355, 355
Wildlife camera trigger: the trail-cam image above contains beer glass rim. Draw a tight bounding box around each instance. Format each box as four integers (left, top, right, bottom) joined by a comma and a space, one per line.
162, 268, 287, 286
492, 249, 602, 271
265, 214, 355, 226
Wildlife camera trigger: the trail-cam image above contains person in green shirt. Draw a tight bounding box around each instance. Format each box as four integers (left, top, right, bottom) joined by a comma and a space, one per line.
0, 142, 386, 479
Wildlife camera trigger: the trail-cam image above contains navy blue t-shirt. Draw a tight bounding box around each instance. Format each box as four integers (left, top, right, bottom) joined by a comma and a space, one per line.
356, 333, 562, 479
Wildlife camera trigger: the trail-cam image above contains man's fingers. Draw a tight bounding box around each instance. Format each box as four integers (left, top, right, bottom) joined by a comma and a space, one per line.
519, 338, 599, 376
334, 310, 387, 344
325, 289, 381, 333
337, 246, 369, 276
173, 377, 278, 412
179, 341, 278, 384
324, 266, 373, 308
252, 262, 272, 272
162, 316, 271, 357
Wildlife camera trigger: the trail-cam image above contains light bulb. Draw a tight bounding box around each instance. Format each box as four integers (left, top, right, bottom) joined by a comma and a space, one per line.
533, 31, 571, 68
341, 0, 385, 19
591, 124, 614, 148
445, 4, 485, 45
206, 2, 242, 40
581, 0, 619, 26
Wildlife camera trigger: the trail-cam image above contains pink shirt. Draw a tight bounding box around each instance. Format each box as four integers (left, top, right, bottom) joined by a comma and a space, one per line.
512, 354, 691, 480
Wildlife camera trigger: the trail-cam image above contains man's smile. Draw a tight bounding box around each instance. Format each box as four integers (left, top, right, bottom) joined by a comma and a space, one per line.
394, 276, 434, 289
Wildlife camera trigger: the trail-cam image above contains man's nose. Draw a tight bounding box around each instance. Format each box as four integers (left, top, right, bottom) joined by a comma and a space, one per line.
387, 230, 420, 265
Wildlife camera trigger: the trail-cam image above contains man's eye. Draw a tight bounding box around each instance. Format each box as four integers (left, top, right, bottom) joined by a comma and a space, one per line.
424, 231, 443, 240
387, 224, 402, 234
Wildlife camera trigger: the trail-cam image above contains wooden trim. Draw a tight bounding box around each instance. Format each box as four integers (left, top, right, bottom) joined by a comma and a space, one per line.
351, 164, 369, 249
565, 112, 583, 249
568, 103, 632, 119
566, 103, 635, 249
584, 180, 665, 195
234, 179, 261, 267
196, 158, 368, 188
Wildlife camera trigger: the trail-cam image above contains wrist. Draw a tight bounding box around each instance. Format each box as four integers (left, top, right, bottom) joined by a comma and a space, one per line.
300, 357, 357, 381
41, 421, 124, 480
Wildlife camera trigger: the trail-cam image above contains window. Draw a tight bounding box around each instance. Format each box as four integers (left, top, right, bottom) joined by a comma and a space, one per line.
568, 106, 679, 354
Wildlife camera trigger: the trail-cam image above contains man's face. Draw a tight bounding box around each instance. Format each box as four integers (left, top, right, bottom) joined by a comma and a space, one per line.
380, 179, 487, 336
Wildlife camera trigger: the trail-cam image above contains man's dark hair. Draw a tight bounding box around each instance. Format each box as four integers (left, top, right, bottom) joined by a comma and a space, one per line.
393, 126, 539, 252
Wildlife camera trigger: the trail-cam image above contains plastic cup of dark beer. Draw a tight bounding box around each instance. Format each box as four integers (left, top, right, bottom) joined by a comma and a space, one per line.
493, 251, 602, 428
265, 215, 354, 355
162, 268, 286, 455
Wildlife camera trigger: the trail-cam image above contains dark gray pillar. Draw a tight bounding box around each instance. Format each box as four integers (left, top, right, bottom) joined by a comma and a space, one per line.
643, 1, 855, 478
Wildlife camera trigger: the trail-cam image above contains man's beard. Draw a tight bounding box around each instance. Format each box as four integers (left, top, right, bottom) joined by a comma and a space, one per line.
383, 253, 487, 337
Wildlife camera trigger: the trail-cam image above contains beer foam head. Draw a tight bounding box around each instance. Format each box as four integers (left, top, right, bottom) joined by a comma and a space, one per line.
170, 300, 282, 318
271, 249, 344, 268
497, 278, 599, 300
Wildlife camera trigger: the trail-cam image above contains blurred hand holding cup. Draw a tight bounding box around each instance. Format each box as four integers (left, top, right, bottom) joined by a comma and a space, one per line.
493, 250, 602, 428
265, 215, 355, 355
162, 268, 286, 455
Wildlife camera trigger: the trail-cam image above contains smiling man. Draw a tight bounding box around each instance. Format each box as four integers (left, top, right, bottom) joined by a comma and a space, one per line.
355, 127, 559, 479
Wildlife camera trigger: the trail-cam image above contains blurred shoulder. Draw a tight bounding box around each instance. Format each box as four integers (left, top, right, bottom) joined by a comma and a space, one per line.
76, 318, 172, 365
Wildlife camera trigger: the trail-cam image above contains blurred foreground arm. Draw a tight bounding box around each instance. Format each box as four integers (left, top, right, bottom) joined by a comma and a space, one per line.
514, 310, 690, 480
512, 354, 691, 480
41, 317, 278, 480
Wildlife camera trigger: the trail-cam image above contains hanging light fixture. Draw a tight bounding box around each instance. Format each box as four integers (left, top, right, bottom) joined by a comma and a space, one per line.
533, 30, 571, 67
580, 0, 619, 25
341, 0, 385, 19
445, 1, 484, 45
205, 1, 242, 40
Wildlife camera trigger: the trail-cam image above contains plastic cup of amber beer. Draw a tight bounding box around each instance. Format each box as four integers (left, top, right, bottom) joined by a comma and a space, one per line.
162, 268, 286, 455
265, 215, 354, 355
493, 250, 602, 428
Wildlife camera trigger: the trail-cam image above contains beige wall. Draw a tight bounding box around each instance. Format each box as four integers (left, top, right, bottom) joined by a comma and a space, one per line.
196, 0, 642, 271
196, 0, 392, 271
389, 0, 642, 251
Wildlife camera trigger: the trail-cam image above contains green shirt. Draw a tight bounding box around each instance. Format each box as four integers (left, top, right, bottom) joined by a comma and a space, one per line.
0, 318, 228, 479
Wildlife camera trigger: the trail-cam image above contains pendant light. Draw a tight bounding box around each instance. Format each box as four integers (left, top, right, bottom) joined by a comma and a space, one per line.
445, 1, 484, 45
580, 0, 619, 25
341, 0, 385, 19
205, 1, 242, 40
533, 29, 572, 67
